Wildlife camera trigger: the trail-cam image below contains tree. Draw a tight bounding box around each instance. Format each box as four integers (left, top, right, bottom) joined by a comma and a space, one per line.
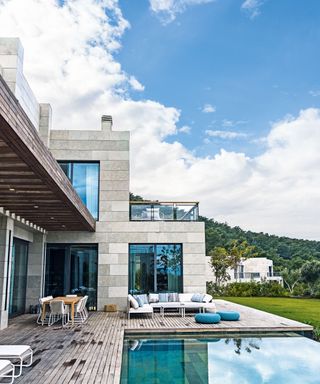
281, 268, 301, 294
208, 247, 231, 285
300, 261, 320, 295
226, 240, 258, 270
129, 192, 144, 201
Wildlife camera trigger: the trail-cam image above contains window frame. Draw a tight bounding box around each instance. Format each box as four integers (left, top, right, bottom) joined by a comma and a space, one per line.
128, 243, 183, 294
58, 160, 100, 221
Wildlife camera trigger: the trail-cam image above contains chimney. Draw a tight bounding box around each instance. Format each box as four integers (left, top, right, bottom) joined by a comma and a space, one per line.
101, 115, 113, 131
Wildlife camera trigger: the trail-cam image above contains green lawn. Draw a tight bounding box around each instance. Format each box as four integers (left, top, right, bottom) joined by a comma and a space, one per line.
222, 297, 320, 328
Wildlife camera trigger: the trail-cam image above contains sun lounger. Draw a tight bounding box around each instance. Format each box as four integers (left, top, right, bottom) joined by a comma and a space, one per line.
0, 345, 33, 377
0, 359, 15, 383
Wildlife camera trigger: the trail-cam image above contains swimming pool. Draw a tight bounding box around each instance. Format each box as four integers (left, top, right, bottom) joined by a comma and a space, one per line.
120, 333, 320, 383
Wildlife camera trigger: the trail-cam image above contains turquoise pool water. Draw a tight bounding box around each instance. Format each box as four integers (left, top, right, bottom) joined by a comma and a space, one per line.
120, 333, 320, 383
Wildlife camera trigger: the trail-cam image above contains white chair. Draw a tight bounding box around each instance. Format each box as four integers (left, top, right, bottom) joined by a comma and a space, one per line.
0, 360, 14, 383
0, 345, 33, 378
48, 300, 69, 327
74, 296, 89, 323
36, 296, 53, 325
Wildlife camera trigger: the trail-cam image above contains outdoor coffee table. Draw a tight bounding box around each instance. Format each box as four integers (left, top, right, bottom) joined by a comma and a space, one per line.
159, 303, 184, 317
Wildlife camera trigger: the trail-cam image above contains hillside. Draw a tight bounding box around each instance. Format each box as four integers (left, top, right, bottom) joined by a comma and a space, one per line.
201, 216, 320, 270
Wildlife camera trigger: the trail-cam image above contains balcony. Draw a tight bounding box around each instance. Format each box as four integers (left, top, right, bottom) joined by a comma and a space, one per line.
129, 201, 199, 221
234, 272, 261, 280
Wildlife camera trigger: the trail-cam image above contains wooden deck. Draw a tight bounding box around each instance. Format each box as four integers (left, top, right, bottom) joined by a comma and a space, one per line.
0, 300, 313, 384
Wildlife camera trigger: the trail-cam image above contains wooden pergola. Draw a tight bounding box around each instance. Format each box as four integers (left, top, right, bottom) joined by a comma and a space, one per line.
0, 75, 95, 232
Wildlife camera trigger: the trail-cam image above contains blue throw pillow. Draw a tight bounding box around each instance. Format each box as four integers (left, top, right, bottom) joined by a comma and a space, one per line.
134, 294, 148, 306
135, 296, 144, 307
159, 293, 169, 302
191, 293, 205, 303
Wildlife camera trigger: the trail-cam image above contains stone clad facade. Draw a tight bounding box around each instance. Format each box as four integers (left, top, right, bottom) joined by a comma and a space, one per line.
46, 118, 206, 311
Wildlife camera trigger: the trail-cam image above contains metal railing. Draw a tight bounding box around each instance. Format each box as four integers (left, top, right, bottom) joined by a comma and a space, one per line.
129, 201, 199, 221
267, 272, 282, 277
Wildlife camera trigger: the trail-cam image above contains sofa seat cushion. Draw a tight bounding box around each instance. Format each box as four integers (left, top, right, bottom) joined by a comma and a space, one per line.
129, 304, 153, 313
195, 313, 221, 324
150, 302, 180, 308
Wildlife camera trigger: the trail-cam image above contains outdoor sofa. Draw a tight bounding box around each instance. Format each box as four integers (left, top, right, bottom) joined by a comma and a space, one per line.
127, 293, 215, 319
0, 360, 14, 383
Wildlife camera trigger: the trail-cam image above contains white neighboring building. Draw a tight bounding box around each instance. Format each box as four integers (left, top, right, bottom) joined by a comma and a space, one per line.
206, 257, 283, 285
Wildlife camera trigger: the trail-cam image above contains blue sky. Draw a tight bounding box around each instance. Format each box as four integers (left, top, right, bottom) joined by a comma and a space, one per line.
2, 0, 320, 238
118, 0, 320, 157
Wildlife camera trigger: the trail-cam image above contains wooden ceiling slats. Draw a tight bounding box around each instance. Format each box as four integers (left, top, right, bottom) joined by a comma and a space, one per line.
0, 75, 96, 231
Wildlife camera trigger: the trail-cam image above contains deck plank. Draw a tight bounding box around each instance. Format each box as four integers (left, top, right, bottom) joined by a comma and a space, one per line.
0, 300, 313, 384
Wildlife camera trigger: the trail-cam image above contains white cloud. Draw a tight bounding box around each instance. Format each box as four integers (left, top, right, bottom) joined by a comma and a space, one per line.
222, 119, 247, 127
149, 0, 214, 25
241, 0, 264, 19
206, 130, 247, 139
179, 125, 191, 134
309, 90, 320, 97
202, 103, 216, 113
1, 1, 320, 239
128, 76, 145, 91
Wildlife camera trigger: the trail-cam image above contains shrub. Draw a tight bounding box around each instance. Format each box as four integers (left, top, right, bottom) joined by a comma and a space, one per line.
207, 281, 288, 297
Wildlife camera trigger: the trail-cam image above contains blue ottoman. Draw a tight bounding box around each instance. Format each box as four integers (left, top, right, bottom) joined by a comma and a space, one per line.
216, 311, 240, 321
195, 313, 221, 324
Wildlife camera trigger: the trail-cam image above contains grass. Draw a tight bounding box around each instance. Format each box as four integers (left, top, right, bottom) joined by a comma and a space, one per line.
222, 297, 320, 328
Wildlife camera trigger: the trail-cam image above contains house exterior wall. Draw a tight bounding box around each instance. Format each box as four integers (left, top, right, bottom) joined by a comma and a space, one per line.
206, 256, 282, 284
0, 38, 40, 129
0, 212, 45, 329
46, 122, 206, 311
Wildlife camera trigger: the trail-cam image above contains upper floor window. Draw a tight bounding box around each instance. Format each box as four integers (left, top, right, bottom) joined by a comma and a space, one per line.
59, 161, 99, 220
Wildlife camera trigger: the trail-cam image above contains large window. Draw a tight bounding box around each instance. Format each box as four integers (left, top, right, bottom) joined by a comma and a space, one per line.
45, 244, 98, 310
59, 161, 99, 220
129, 244, 182, 294
9, 238, 28, 318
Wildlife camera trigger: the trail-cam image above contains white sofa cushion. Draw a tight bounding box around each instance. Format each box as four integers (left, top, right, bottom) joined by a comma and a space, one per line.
128, 294, 139, 309
179, 293, 193, 302
148, 293, 159, 303
203, 294, 213, 303
129, 304, 153, 313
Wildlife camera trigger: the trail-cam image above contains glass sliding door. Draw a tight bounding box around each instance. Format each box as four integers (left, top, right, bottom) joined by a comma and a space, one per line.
129, 244, 182, 294
129, 245, 155, 294
9, 238, 28, 318
156, 245, 182, 293
45, 244, 98, 310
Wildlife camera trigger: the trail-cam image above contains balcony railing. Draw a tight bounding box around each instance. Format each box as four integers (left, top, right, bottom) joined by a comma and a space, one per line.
267, 272, 282, 277
129, 201, 199, 221
234, 272, 261, 279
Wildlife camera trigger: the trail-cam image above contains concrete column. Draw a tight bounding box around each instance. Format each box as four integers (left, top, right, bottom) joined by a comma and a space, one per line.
25, 233, 47, 311
38, 103, 52, 147
0, 215, 14, 330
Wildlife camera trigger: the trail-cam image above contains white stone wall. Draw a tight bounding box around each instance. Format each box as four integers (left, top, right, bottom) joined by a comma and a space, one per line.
46, 120, 206, 310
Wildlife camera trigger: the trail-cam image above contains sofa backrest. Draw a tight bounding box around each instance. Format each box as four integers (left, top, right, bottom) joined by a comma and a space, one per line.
179, 293, 193, 302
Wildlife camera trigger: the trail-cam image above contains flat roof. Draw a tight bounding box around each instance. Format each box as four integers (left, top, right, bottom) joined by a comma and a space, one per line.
0, 75, 95, 231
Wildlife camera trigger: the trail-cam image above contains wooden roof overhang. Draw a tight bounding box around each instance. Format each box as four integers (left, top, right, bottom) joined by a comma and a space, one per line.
0, 75, 96, 232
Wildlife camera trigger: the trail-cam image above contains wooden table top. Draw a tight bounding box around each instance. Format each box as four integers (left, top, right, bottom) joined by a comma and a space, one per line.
50, 296, 82, 305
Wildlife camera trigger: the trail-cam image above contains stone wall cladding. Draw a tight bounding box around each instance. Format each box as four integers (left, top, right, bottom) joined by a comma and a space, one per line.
47, 124, 206, 311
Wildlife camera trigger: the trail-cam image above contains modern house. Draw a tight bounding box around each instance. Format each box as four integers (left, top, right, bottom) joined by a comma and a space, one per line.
0, 38, 206, 330
206, 256, 283, 285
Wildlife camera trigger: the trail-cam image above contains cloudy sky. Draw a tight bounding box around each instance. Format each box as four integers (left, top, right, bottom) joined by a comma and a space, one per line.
0, 0, 320, 240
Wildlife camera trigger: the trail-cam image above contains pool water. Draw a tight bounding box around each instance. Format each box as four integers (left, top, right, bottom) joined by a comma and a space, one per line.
120, 333, 320, 384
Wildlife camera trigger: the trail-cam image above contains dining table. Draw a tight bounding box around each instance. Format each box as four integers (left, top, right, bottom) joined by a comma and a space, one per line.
41, 296, 82, 325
